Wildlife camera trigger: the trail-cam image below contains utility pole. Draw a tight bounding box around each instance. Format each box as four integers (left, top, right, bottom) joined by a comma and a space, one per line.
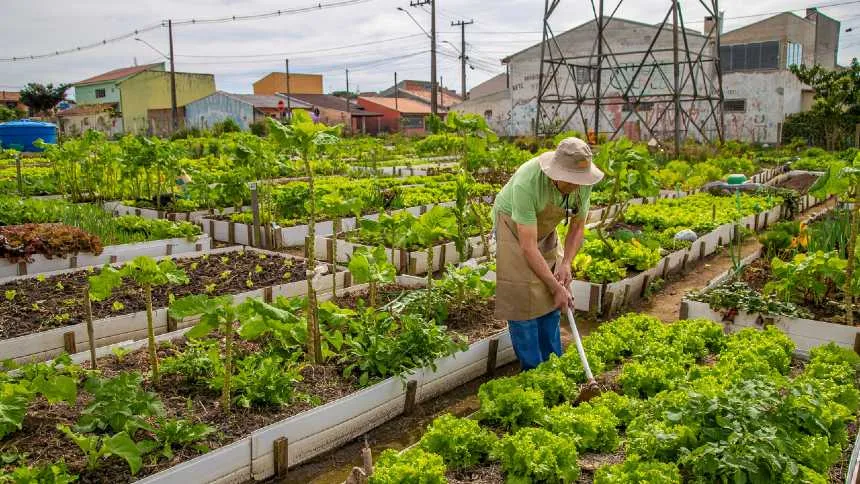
451, 19, 473, 99
345, 68, 351, 135
593, 0, 603, 142
285, 59, 292, 120
168, 19, 178, 133
394, 72, 399, 110
409, 0, 437, 115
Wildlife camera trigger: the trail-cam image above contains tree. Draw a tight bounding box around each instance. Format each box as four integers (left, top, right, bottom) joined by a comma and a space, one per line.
790, 59, 860, 150
267, 112, 341, 364
19, 83, 70, 116
0, 106, 24, 122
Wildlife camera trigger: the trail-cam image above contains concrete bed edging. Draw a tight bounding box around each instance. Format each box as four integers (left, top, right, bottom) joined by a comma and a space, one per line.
0, 246, 346, 364
0, 234, 212, 282
119, 275, 515, 483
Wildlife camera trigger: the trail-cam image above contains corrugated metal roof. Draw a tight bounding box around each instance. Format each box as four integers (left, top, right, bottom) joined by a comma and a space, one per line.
282, 93, 380, 116
76, 63, 164, 85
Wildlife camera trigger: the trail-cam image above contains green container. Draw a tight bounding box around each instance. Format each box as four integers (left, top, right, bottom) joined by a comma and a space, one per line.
726, 174, 747, 185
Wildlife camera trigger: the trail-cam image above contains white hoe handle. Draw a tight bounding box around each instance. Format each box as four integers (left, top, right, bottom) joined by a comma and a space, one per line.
566, 304, 594, 381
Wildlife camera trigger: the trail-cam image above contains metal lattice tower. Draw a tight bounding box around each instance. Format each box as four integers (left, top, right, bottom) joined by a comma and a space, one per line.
535, 0, 725, 153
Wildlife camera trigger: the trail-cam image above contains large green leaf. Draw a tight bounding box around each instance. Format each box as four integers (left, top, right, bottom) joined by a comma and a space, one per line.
31, 374, 77, 405
103, 431, 144, 475
88, 266, 123, 302
0, 384, 31, 439
169, 294, 232, 319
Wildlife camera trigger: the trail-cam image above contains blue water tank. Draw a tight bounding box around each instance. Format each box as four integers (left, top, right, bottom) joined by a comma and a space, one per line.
0, 119, 58, 152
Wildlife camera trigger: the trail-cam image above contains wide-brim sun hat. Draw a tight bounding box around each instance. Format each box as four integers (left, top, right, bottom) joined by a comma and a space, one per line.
538, 137, 604, 186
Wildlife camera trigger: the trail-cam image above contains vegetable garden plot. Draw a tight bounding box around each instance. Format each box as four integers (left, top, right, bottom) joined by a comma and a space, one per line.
0, 266, 516, 483
104, 200, 245, 223
0, 233, 211, 281
683, 208, 859, 355
0, 247, 347, 363
371, 314, 860, 484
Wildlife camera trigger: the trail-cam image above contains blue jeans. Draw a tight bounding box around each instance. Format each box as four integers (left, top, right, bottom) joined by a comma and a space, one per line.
508, 309, 562, 371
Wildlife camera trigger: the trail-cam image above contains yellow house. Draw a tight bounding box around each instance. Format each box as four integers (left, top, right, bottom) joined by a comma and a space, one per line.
119, 71, 216, 134
253, 73, 323, 96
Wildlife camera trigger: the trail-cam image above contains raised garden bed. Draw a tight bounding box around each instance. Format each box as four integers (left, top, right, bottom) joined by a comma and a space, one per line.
368, 314, 860, 484
5, 276, 514, 483
0, 233, 211, 281
0, 247, 348, 363
682, 248, 859, 356
104, 201, 244, 222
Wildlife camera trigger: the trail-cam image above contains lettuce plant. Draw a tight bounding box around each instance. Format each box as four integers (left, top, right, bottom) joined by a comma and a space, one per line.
494, 427, 580, 484
418, 414, 496, 470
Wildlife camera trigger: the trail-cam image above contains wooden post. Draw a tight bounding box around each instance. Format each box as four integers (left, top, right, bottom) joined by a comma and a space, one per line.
83, 288, 96, 369
274, 437, 289, 478
711, 203, 716, 221
699, 241, 706, 260
679, 300, 689, 320
361, 439, 373, 477
264, 287, 273, 303
167, 314, 178, 333
404, 380, 418, 414
681, 253, 690, 273
16, 261, 26, 276
228, 222, 236, 244
486, 337, 499, 376
854, 333, 860, 356
63, 331, 77, 354
250, 182, 263, 249
640, 275, 651, 298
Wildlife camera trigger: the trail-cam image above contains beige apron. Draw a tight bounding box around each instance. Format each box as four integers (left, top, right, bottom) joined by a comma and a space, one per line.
494, 202, 567, 321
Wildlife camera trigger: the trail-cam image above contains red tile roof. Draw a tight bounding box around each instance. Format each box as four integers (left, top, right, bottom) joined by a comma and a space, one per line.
358, 96, 442, 115
76, 63, 164, 85
0, 91, 20, 102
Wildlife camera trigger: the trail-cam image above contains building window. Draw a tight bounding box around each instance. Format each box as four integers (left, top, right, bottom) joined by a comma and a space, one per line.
95, 88, 106, 99
786, 42, 803, 68
402, 115, 424, 129
622, 101, 653, 112
724, 99, 746, 112
484, 109, 493, 120
575, 65, 595, 84
720, 41, 779, 72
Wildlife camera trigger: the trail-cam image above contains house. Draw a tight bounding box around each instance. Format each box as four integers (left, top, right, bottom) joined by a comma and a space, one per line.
356, 96, 442, 135
253, 73, 324, 95
55, 103, 123, 137
281, 93, 381, 134
62, 63, 216, 135
451, 73, 510, 134
719, 9, 841, 143
184, 92, 302, 131
0, 91, 28, 113
378, 80, 463, 110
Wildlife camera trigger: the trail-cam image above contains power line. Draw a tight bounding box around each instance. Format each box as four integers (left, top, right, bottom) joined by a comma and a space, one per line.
175, 33, 425, 59
1, 0, 376, 62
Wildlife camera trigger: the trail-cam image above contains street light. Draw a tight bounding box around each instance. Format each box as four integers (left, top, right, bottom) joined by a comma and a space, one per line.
396, 7, 431, 39
134, 38, 169, 60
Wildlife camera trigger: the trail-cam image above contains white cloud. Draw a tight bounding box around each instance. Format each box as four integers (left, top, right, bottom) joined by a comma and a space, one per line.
1, 0, 857, 96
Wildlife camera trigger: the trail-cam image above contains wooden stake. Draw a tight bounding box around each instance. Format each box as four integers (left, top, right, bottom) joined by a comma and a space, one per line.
83, 288, 96, 369
679, 300, 689, 320
486, 337, 499, 376
404, 380, 418, 414
274, 437, 289, 478
63, 331, 77, 354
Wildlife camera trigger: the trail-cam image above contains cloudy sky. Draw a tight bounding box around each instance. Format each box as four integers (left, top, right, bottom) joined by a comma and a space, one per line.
2, 0, 858, 98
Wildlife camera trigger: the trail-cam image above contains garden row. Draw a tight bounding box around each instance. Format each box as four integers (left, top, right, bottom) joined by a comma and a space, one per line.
369, 314, 860, 483
0, 255, 517, 483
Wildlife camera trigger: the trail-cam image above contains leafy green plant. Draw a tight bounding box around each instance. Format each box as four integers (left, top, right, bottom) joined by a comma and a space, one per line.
347, 246, 396, 308
594, 455, 682, 484
57, 425, 147, 475
764, 251, 847, 306
150, 418, 214, 460
418, 414, 497, 470
477, 376, 546, 431
543, 402, 620, 452
1, 460, 78, 484
494, 427, 580, 484
317, 193, 361, 296
168, 295, 238, 414
688, 281, 809, 319
76, 372, 163, 434
224, 350, 305, 408
369, 448, 447, 484
89, 256, 189, 382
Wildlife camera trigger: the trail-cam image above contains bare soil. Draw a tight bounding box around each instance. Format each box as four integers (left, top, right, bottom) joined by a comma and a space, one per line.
0, 250, 306, 339
775, 173, 819, 194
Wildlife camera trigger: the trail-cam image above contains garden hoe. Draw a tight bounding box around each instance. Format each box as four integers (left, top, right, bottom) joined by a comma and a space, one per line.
565, 301, 601, 403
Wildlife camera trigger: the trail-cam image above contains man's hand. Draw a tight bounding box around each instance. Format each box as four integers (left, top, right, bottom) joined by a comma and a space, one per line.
554, 264, 572, 288
553, 283, 572, 311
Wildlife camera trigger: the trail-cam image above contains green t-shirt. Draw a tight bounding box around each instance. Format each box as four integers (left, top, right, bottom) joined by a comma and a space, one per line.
492, 157, 592, 226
